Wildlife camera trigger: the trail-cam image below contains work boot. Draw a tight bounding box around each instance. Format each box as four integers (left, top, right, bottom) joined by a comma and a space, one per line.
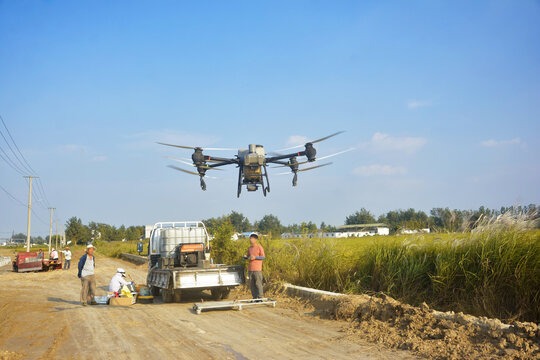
82, 302, 87, 306
90, 301, 98, 305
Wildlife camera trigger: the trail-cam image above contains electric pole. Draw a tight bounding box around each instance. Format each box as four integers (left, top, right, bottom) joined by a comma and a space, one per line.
55, 219, 59, 250
24, 175, 38, 252
48, 207, 55, 254
60, 224, 64, 247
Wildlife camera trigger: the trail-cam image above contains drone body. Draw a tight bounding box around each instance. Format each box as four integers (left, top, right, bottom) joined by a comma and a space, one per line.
159, 132, 351, 197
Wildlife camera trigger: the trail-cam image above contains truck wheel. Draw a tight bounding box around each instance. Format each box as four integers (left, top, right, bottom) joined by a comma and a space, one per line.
210, 289, 222, 300
220, 287, 231, 300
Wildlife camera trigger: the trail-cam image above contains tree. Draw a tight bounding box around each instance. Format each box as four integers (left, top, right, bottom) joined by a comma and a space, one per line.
65, 217, 91, 245
229, 211, 252, 233
345, 208, 376, 225
210, 222, 240, 264
255, 214, 283, 236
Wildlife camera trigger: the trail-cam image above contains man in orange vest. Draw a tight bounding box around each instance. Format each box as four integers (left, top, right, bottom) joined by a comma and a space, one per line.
245, 233, 265, 299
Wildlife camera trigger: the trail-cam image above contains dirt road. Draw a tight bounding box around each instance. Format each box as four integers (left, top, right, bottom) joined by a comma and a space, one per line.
0, 253, 414, 360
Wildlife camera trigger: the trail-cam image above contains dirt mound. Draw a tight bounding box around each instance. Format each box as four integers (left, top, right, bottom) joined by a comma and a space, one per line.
329, 293, 539, 359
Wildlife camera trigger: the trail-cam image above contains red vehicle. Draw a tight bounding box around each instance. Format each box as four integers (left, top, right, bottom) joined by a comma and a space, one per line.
12, 251, 63, 272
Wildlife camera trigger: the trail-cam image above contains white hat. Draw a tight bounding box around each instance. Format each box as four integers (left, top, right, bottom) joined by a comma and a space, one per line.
117, 268, 126, 276
86, 244, 95, 249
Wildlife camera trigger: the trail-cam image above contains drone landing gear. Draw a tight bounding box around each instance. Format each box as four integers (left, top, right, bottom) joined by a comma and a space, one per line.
200, 176, 207, 191
237, 166, 243, 198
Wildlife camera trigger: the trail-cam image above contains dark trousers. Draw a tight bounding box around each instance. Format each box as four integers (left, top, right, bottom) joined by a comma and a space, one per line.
64, 259, 71, 269
249, 271, 264, 299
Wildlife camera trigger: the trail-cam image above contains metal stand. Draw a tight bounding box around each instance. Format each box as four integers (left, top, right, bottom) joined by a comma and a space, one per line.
193, 298, 276, 315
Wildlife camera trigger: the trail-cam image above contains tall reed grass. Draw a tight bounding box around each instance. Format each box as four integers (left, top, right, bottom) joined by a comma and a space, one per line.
255, 215, 539, 322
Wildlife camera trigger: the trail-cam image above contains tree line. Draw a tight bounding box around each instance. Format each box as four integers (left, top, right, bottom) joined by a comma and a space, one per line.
64, 217, 144, 245
59, 204, 538, 244
205, 205, 538, 236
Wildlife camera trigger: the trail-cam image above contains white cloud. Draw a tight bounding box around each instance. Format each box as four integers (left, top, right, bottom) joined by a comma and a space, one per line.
407, 100, 431, 109
480, 138, 521, 147
285, 135, 308, 147
90, 155, 108, 162
61, 144, 88, 153
353, 164, 407, 176
366, 132, 427, 154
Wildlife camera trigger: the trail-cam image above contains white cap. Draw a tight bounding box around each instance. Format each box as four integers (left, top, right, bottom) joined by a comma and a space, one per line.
86, 244, 95, 249
117, 268, 126, 276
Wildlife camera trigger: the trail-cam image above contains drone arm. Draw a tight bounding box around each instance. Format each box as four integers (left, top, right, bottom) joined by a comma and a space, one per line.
207, 159, 239, 168
266, 151, 306, 163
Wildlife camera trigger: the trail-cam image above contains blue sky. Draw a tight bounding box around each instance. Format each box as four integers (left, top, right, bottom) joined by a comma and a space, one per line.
1, 1, 539, 237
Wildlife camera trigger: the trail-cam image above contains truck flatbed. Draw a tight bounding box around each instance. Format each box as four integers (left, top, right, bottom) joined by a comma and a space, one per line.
192, 298, 276, 314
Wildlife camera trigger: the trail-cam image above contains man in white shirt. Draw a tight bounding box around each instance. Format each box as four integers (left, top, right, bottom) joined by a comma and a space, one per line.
61, 247, 72, 270
50, 248, 59, 260
108, 268, 131, 296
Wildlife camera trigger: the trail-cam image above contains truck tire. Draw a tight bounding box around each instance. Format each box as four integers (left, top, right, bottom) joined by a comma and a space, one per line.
220, 287, 231, 300
211, 287, 230, 300
210, 288, 222, 300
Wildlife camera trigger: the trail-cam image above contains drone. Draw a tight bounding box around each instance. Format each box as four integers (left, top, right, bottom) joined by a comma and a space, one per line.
158, 131, 352, 197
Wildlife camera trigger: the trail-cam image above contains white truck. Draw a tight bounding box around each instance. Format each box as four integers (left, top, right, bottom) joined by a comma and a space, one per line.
146, 221, 244, 303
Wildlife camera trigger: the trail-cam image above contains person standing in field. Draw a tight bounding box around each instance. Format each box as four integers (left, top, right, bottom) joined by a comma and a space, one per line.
61, 246, 72, 270
245, 233, 265, 299
78, 244, 97, 306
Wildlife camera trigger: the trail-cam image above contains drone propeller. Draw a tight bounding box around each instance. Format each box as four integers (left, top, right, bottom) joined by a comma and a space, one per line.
297, 162, 333, 172
275, 162, 333, 175
271, 148, 354, 168
167, 165, 199, 176
167, 165, 218, 179
277, 131, 344, 152
157, 142, 235, 151
164, 156, 223, 170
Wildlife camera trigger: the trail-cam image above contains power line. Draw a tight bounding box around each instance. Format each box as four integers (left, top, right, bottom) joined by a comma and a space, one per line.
0, 115, 52, 209
0, 184, 26, 206
0, 115, 38, 175
0, 143, 26, 175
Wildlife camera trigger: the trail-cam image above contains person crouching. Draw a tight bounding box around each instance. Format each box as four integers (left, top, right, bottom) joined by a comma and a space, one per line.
109, 268, 131, 297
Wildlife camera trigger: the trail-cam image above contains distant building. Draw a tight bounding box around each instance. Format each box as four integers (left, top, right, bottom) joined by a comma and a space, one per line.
282, 223, 390, 239
399, 228, 430, 235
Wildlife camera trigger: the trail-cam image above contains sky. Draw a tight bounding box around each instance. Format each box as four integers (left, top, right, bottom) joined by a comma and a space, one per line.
1, 1, 539, 237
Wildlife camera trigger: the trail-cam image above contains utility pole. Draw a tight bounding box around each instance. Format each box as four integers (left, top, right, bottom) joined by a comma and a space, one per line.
24, 175, 38, 252
55, 219, 59, 250
60, 224, 64, 247
48, 207, 55, 254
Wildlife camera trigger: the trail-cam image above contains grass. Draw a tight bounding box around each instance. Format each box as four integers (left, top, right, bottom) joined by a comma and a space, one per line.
253, 222, 539, 323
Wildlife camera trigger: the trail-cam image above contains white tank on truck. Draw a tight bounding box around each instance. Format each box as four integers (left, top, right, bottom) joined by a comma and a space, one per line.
146, 221, 244, 303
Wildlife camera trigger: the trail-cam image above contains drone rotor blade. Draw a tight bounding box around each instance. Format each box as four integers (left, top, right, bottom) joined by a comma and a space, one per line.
276, 144, 304, 152
157, 142, 235, 151
167, 165, 200, 176
164, 156, 195, 167
157, 142, 196, 150
276, 131, 345, 152
310, 131, 345, 144
297, 162, 333, 172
